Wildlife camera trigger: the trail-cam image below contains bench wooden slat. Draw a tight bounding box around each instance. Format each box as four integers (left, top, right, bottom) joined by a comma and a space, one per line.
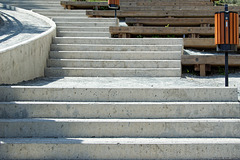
184, 38, 215, 48
121, 6, 240, 11
121, 0, 211, 2
87, 10, 227, 18
182, 54, 240, 66
120, 2, 213, 7
110, 26, 215, 35
125, 18, 215, 26
184, 38, 240, 48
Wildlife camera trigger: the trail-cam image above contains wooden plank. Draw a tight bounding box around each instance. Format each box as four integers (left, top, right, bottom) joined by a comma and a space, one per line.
121, 0, 211, 2
109, 26, 215, 35
182, 54, 240, 66
184, 38, 215, 48
125, 18, 215, 26
87, 10, 225, 18
120, 2, 213, 7
120, 6, 240, 11
184, 38, 240, 49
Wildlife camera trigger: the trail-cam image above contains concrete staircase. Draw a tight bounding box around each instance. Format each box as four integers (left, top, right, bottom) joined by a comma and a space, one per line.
39, 7, 182, 77
0, 0, 240, 159
46, 37, 182, 77
0, 80, 240, 159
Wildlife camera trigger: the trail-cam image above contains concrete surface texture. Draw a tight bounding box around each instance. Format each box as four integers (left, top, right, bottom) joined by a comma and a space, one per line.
0, 4, 50, 49
0, 13, 3, 26
0, 0, 240, 159
0, 3, 56, 84
0, 0, 62, 10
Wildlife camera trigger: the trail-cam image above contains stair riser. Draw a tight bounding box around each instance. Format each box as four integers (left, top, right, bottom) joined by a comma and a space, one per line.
1, 120, 240, 138
57, 32, 110, 37
53, 18, 116, 22
57, 28, 109, 32
1, 142, 240, 160
51, 45, 183, 51
1, 102, 240, 119
45, 68, 181, 77
33, 10, 86, 13
47, 60, 181, 68
6, 0, 61, 1
1, 2, 60, 5
41, 14, 87, 18
52, 38, 183, 45
55, 22, 116, 27
49, 51, 181, 60
0, 87, 237, 102
4, 5, 62, 8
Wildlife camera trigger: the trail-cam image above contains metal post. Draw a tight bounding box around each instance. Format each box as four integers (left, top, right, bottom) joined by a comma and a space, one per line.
115, 9, 117, 18
225, 52, 229, 87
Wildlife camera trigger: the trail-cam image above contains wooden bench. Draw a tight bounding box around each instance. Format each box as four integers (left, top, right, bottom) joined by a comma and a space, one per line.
61, 1, 107, 10
182, 54, 240, 76
120, 6, 240, 11
86, 6, 240, 17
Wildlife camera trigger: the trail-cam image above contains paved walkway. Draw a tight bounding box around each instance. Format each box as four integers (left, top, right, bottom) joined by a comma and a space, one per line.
0, 4, 50, 49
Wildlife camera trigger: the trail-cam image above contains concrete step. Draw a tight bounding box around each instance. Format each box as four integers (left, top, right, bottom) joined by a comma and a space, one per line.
1, 138, 240, 159
52, 17, 116, 22
1, 0, 60, 3
57, 32, 110, 37
38, 13, 87, 18
52, 38, 183, 45
49, 51, 182, 60
45, 67, 181, 77
1, 119, 240, 138
1, 2, 60, 5
0, 86, 237, 102
3, 4, 62, 9
1, 0, 61, 2
50, 44, 183, 51
11, 6, 63, 10
57, 27, 109, 32
55, 22, 116, 27
32, 9, 86, 13
1, 102, 239, 119
47, 59, 181, 68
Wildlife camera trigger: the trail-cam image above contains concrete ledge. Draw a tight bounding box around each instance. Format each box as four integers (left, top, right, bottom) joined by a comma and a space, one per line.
0, 3, 56, 85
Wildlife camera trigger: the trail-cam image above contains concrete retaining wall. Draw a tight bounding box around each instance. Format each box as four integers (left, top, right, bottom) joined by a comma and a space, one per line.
0, 4, 56, 84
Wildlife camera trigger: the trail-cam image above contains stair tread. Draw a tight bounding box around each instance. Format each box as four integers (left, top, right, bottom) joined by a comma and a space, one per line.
1, 118, 240, 122
1, 138, 240, 144
0, 101, 239, 104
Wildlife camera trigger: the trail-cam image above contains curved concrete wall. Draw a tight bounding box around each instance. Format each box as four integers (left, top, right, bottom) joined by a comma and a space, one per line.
0, 13, 3, 27
0, 4, 56, 84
